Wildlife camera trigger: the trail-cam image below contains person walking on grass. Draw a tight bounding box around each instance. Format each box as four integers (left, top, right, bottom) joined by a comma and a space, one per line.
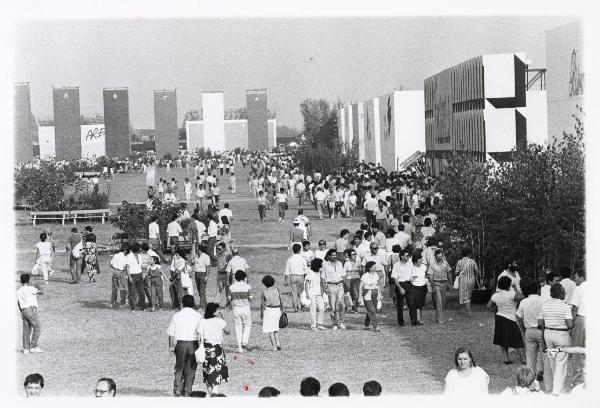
35, 232, 54, 285
260, 275, 283, 351
17, 274, 44, 354
455, 247, 481, 318
321, 249, 347, 330
229, 270, 253, 353
284, 243, 309, 312
487, 276, 525, 365
305, 258, 326, 330
197, 302, 230, 396
66, 227, 82, 284
125, 242, 146, 311
515, 277, 546, 382
167, 295, 202, 397
276, 188, 288, 222
359, 261, 381, 331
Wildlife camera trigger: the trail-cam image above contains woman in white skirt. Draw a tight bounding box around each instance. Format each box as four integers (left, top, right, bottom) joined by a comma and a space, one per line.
260, 275, 282, 351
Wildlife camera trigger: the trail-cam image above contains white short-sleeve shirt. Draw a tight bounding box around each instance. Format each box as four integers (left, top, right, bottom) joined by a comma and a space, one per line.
17, 286, 39, 309
197, 318, 227, 345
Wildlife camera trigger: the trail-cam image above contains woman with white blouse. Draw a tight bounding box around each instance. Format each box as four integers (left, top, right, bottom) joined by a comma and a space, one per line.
444, 347, 489, 395
197, 302, 230, 395
35, 232, 54, 284
358, 261, 381, 332
408, 250, 428, 326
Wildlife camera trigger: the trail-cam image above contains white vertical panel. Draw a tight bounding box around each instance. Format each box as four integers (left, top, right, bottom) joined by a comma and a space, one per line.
373, 98, 381, 165
346, 105, 353, 148
201, 92, 225, 151
186, 121, 204, 150
80, 124, 106, 158
357, 102, 365, 161
38, 126, 56, 158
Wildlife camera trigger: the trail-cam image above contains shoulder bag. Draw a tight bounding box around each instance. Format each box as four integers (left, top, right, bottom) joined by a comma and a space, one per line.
194, 322, 206, 363
278, 289, 288, 329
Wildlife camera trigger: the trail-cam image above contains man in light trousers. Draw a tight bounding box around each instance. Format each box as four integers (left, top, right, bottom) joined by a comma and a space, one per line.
229, 270, 253, 353
321, 249, 346, 330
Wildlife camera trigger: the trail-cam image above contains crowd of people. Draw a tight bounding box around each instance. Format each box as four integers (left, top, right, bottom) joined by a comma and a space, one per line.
18, 146, 587, 397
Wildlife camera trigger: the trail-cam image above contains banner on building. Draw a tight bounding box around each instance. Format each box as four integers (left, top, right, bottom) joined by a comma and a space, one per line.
53, 86, 81, 160
247, 90, 268, 151
80, 124, 106, 158
103, 88, 131, 158
154, 89, 178, 157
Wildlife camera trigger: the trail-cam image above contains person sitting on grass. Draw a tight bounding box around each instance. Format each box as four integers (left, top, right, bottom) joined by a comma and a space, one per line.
499, 366, 542, 395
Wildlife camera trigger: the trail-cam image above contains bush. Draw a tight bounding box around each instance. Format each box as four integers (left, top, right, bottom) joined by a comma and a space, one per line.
15, 161, 76, 210
63, 193, 109, 211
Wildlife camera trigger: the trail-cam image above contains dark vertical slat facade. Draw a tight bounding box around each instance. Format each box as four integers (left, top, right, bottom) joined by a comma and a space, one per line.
53, 86, 81, 160
425, 56, 486, 175
103, 88, 131, 158
154, 90, 179, 158
247, 90, 268, 151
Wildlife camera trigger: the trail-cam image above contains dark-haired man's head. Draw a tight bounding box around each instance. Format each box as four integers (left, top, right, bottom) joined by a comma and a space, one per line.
258, 386, 280, 397
95, 378, 116, 397
519, 277, 540, 297
24, 373, 44, 397
181, 295, 195, 309
292, 243, 301, 254
300, 376, 320, 396
234, 270, 247, 281
328, 382, 349, 397
363, 380, 382, 396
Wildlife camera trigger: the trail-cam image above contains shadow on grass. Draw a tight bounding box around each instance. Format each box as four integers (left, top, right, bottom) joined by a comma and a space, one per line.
119, 387, 172, 397
78, 300, 114, 310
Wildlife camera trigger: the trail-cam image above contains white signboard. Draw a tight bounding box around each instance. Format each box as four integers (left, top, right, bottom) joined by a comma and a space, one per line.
38, 126, 56, 158
201, 92, 225, 151
80, 124, 106, 158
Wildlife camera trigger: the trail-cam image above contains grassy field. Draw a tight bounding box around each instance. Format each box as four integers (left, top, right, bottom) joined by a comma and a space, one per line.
15, 163, 522, 396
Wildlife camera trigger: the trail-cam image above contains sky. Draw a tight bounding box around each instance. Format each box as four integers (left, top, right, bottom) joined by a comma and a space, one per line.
15, 16, 576, 129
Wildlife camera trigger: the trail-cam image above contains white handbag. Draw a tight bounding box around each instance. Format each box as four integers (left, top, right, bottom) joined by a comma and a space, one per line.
453, 276, 460, 290
194, 333, 206, 363
300, 290, 311, 306
72, 241, 83, 259
31, 261, 41, 276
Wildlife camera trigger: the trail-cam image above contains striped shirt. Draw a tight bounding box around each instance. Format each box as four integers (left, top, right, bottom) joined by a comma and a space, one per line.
229, 281, 252, 307
538, 298, 572, 329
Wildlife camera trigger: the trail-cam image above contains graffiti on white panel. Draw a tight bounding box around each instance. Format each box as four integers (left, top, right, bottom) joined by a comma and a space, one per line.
85, 127, 105, 141
569, 49, 584, 97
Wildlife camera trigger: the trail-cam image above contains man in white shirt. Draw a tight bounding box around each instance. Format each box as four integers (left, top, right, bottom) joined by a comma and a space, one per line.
363, 194, 378, 226
559, 267, 577, 304
110, 243, 129, 308
314, 188, 326, 219
516, 277, 547, 381
167, 216, 183, 258
125, 243, 146, 311
391, 251, 412, 326
17, 274, 44, 354
148, 215, 165, 262
394, 224, 411, 249
361, 242, 388, 296
206, 214, 219, 258
218, 203, 233, 223
300, 240, 315, 266
167, 295, 202, 397
285, 243, 309, 312
226, 248, 250, 282
192, 245, 212, 309
294, 209, 311, 238
569, 269, 586, 386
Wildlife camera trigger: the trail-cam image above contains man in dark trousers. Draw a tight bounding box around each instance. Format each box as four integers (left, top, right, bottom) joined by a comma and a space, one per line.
66, 227, 82, 284
167, 295, 202, 397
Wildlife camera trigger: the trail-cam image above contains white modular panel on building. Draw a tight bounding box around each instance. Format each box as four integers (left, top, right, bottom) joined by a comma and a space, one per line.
186, 121, 204, 150
482, 53, 525, 99
394, 91, 425, 169
525, 90, 548, 146
484, 101, 517, 152
38, 126, 56, 158
357, 102, 365, 162
80, 124, 106, 158
373, 98, 381, 165
201, 92, 225, 151
345, 104, 353, 149
338, 107, 346, 152
268, 119, 277, 147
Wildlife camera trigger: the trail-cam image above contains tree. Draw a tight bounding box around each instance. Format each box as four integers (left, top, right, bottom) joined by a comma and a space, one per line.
299, 98, 341, 149
436, 108, 585, 283
14, 161, 76, 211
